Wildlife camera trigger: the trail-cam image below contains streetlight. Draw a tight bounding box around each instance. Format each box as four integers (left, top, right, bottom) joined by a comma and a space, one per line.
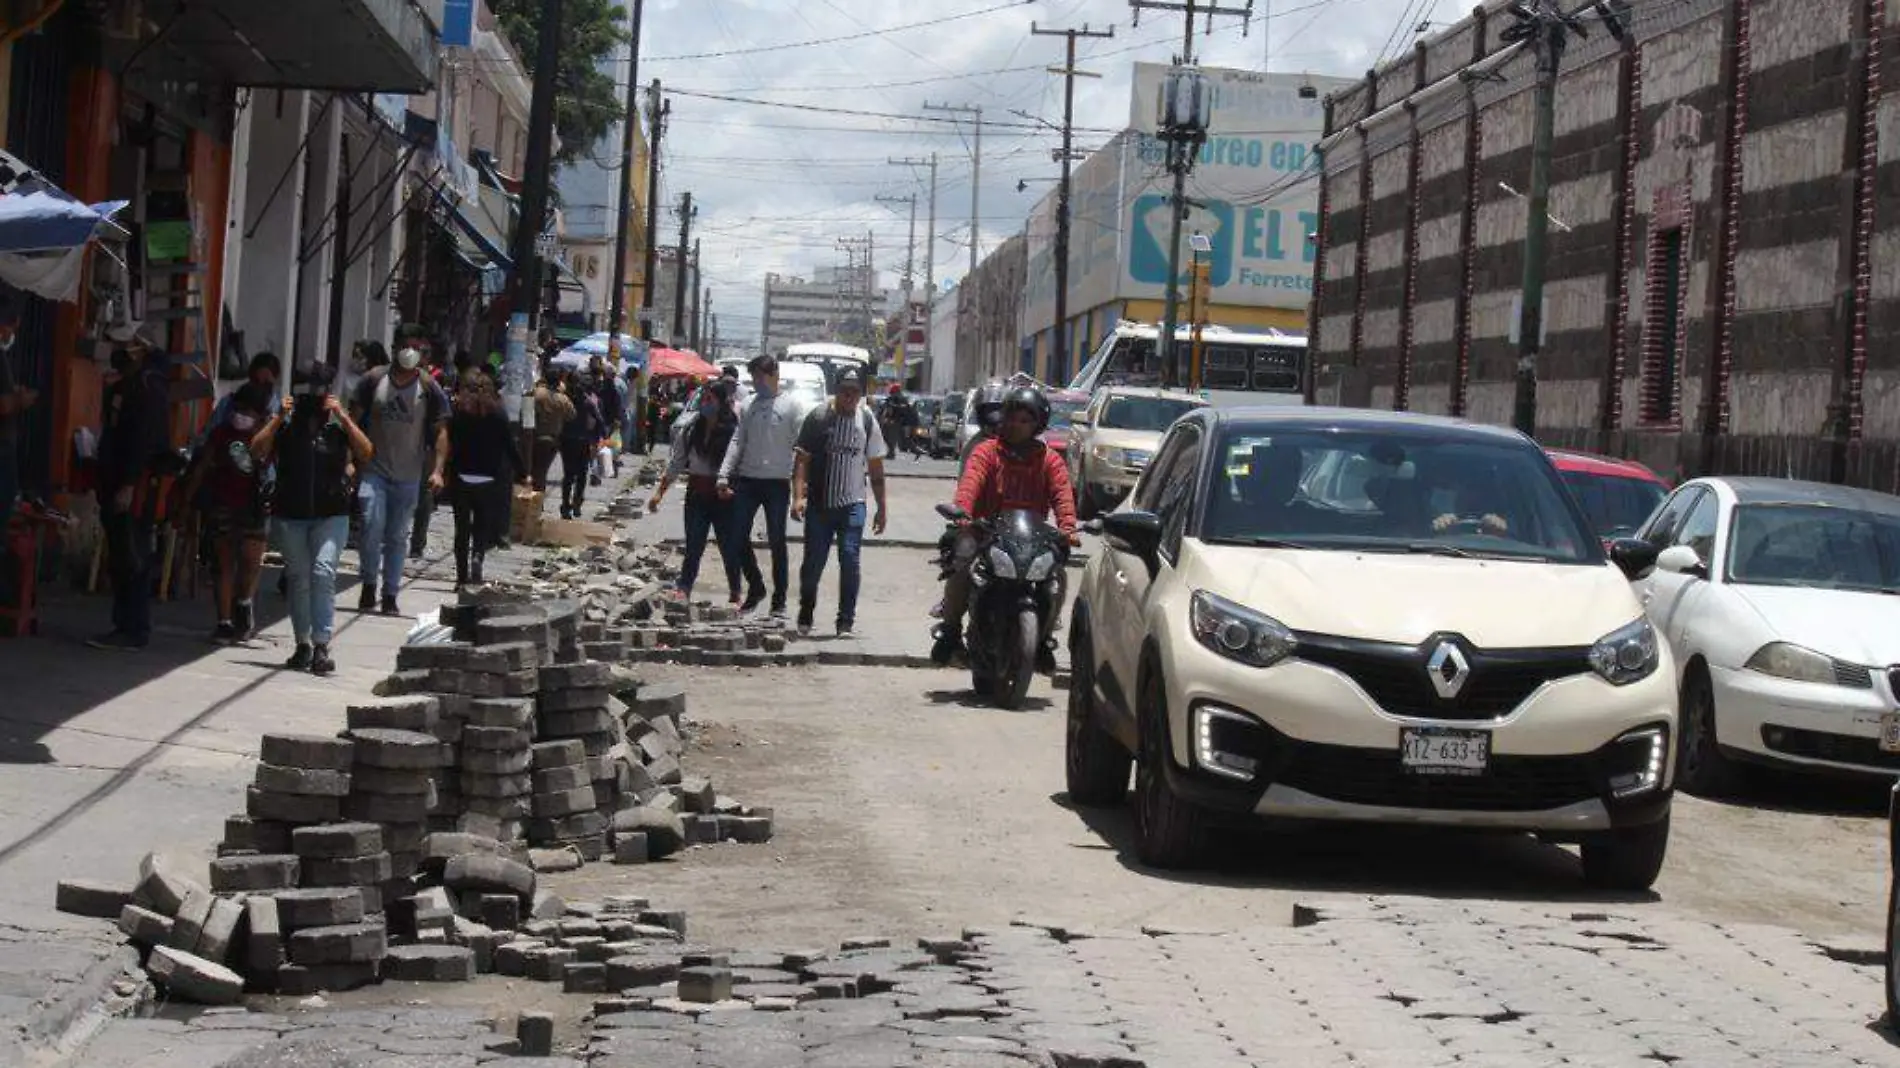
1187, 231, 1213, 390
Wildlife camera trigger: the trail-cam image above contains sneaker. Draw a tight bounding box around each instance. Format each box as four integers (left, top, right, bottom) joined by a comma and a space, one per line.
379, 595, 401, 617
1037, 640, 1058, 675
309, 644, 336, 676
232, 601, 255, 641
210, 621, 237, 644
87, 630, 147, 651
285, 644, 313, 671
770, 601, 788, 619
796, 608, 814, 635
741, 587, 767, 613
836, 622, 855, 638
930, 625, 963, 665
357, 585, 378, 613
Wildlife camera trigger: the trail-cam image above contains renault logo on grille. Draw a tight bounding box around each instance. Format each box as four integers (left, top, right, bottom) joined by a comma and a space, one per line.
1426, 641, 1470, 699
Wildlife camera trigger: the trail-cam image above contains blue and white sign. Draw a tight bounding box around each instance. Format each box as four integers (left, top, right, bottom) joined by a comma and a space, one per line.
440, 0, 475, 48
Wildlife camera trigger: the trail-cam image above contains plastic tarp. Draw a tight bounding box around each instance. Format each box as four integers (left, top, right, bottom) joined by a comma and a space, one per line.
0, 150, 128, 302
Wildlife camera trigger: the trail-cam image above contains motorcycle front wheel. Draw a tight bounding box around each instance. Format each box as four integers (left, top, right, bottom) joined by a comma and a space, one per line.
996, 608, 1040, 710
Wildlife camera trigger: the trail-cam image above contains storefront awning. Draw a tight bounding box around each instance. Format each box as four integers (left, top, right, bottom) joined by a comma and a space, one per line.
135, 0, 440, 93
440, 193, 513, 273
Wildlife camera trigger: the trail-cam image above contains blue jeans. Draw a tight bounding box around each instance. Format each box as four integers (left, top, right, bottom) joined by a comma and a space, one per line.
277, 515, 348, 646
678, 492, 742, 598
732, 477, 790, 607
799, 501, 866, 628
357, 473, 421, 599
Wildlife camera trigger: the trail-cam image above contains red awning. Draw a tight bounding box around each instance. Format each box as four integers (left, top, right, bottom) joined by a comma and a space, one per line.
648, 347, 719, 380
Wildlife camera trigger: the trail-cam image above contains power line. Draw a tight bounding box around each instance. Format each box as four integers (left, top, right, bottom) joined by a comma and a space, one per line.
661, 88, 1120, 134
644, 0, 1035, 62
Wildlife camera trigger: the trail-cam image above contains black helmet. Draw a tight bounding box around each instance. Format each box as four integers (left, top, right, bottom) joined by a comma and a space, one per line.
1001, 386, 1050, 434
972, 380, 1009, 429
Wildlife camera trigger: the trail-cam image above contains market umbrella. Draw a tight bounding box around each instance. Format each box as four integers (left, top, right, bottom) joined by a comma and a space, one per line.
648, 346, 719, 381
0, 149, 128, 301
553, 332, 645, 373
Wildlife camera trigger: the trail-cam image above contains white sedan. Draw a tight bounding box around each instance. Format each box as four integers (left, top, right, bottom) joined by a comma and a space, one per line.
1632, 476, 1900, 793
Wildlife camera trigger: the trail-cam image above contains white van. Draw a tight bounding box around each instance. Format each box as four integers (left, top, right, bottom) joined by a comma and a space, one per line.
776, 360, 829, 418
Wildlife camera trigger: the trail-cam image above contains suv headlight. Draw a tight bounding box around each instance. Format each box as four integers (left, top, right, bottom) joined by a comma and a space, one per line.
1744, 642, 1836, 684
1590, 619, 1658, 686
1190, 590, 1294, 668
1093, 445, 1130, 467
987, 544, 1018, 580
1024, 549, 1059, 582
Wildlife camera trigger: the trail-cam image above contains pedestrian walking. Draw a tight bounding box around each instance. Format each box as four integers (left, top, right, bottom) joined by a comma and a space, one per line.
0, 291, 39, 532
590, 356, 623, 483
649, 379, 757, 605
252, 369, 373, 675
717, 355, 801, 615
443, 369, 525, 588
88, 342, 174, 651
790, 368, 888, 636
623, 366, 646, 455
530, 368, 574, 493
347, 345, 449, 616
559, 372, 604, 520
183, 381, 272, 643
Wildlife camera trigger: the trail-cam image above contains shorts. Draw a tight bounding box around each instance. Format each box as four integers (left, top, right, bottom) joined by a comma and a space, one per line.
204, 507, 268, 541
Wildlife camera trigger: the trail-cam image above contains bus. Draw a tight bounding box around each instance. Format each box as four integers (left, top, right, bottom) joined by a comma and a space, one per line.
1066, 321, 1308, 408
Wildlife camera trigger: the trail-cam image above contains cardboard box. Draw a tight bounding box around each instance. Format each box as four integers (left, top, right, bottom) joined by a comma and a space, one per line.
510, 490, 545, 545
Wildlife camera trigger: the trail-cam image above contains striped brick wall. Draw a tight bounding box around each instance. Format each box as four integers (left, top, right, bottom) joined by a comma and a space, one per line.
1866, 0, 1900, 438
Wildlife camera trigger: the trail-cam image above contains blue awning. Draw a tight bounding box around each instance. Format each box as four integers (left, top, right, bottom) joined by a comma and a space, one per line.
436, 189, 512, 272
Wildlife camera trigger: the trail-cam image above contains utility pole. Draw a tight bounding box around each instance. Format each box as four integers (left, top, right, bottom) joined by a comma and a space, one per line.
924, 102, 983, 284
890, 154, 939, 381
688, 240, 703, 351
1501, 0, 1626, 436
671, 191, 695, 343
606, 0, 645, 360
1128, 0, 1253, 386
509, 0, 565, 330
1032, 21, 1114, 384
639, 80, 669, 341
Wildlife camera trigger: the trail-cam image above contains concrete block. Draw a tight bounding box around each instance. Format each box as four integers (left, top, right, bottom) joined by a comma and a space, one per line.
723, 816, 774, 844
529, 889, 566, 921
532, 739, 585, 769
539, 692, 613, 721
246, 787, 342, 824
344, 696, 439, 733
286, 921, 388, 965
677, 777, 716, 814
528, 811, 608, 841
578, 731, 618, 757
413, 886, 454, 930
591, 781, 618, 808
529, 846, 584, 873
462, 725, 533, 751
477, 614, 552, 647
421, 832, 510, 870
208, 854, 301, 893
681, 814, 720, 847
639, 751, 683, 787
167, 888, 215, 951
430, 716, 464, 746
480, 893, 521, 931
632, 682, 687, 725
610, 832, 650, 864
466, 641, 542, 673
562, 961, 608, 993
259, 734, 354, 771
346, 728, 443, 769
461, 747, 534, 774
464, 794, 533, 819
517, 1011, 555, 1056
538, 661, 612, 691
55, 879, 132, 919
460, 772, 533, 798
373, 669, 433, 697
494, 940, 543, 976
117, 904, 174, 946
147, 945, 244, 1005
611, 807, 684, 859
443, 853, 536, 897
269, 887, 366, 929
436, 667, 540, 697
195, 896, 245, 964
466, 697, 536, 729
348, 766, 433, 795
342, 792, 429, 823
244, 896, 284, 973
272, 961, 379, 994
222, 816, 291, 855
678, 966, 734, 1004
534, 765, 591, 793
382, 944, 476, 982
524, 945, 577, 982
533, 787, 595, 817
639, 909, 687, 938
302, 853, 394, 888
290, 822, 385, 859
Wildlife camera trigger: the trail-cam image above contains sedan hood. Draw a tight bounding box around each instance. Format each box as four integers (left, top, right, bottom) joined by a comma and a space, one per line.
1185, 543, 1641, 648
1729, 584, 1900, 664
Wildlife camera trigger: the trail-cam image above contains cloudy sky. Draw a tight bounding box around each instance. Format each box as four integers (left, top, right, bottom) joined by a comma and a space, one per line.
631, 0, 1458, 348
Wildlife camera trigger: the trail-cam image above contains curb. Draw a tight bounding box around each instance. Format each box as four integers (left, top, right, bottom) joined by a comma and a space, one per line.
6, 943, 145, 1068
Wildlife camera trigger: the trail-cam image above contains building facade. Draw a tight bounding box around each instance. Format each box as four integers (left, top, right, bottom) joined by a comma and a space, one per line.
1313, 0, 1900, 489
759, 265, 894, 356
957, 233, 1027, 388
554, 0, 649, 336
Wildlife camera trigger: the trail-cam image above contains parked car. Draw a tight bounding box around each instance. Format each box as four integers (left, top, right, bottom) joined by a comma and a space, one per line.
1064, 406, 1677, 888
1068, 386, 1210, 518
1549, 449, 1671, 546
936, 392, 965, 458
1630, 476, 1900, 794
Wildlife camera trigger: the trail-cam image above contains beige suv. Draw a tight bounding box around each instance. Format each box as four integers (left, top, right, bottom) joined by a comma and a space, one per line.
1068, 387, 1208, 518
1065, 407, 1680, 889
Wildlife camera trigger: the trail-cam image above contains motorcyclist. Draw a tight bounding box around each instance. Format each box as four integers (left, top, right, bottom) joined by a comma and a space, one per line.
957, 380, 1009, 475
880, 383, 918, 455
931, 385, 1081, 672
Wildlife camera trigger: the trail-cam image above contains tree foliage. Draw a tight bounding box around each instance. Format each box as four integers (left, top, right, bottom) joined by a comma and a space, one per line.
490, 0, 630, 169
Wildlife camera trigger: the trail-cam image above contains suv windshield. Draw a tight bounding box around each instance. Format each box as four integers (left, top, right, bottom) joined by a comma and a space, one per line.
1103, 396, 1202, 432
1201, 429, 1599, 563
1561, 471, 1668, 539
1049, 400, 1086, 430
1727, 504, 1900, 593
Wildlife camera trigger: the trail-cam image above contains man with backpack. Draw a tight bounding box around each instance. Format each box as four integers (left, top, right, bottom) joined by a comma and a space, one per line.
349, 345, 449, 616
789, 367, 888, 636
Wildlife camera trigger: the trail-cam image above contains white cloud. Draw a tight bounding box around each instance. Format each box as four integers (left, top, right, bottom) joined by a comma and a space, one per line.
636, 0, 1443, 348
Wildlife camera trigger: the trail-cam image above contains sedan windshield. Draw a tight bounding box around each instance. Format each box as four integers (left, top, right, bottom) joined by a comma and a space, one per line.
1561, 471, 1668, 539
1102, 396, 1203, 432
1727, 504, 1900, 593
1201, 429, 1599, 564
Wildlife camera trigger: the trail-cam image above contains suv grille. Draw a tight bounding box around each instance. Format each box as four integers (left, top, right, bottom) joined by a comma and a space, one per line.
1292, 632, 1591, 722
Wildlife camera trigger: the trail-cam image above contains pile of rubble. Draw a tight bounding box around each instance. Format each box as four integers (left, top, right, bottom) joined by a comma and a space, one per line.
55, 594, 774, 1004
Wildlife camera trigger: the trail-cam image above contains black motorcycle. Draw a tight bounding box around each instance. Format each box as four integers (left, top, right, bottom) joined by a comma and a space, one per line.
935, 503, 1067, 709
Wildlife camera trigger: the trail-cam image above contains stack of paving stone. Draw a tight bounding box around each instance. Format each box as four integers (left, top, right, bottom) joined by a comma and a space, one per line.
531, 660, 622, 857
340, 722, 442, 910
227, 734, 357, 854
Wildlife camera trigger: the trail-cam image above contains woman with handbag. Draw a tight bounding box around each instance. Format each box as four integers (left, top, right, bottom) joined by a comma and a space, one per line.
442, 368, 525, 588
648, 378, 750, 605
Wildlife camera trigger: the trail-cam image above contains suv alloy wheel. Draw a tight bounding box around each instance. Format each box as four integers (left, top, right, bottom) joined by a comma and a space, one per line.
1065, 617, 1131, 805
1132, 665, 1210, 869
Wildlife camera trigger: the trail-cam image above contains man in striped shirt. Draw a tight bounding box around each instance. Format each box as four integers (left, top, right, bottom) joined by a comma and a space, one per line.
790, 368, 889, 635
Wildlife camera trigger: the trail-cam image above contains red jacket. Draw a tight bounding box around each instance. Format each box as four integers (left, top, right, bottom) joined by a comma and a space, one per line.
955, 437, 1079, 535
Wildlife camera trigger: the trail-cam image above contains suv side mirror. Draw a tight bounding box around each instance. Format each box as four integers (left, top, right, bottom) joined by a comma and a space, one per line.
1608, 537, 1661, 580
1654, 543, 1707, 579
1102, 510, 1162, 567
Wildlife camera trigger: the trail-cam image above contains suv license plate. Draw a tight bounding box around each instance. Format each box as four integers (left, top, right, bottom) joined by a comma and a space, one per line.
1881, 713, 1900, 754
1400, 727, 1491, 776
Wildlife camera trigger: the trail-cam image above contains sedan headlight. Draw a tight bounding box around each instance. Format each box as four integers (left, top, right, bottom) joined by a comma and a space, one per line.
1744, 642, 1837, 685
987, 544, 1017, 580
1024, 550, 1059, 582
1189, 590, 1294, 668
1590, 619, 1658, 686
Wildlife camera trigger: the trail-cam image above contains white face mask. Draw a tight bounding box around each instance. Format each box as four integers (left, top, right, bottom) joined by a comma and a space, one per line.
396, 348, 422, 371
231, 414, 257, 432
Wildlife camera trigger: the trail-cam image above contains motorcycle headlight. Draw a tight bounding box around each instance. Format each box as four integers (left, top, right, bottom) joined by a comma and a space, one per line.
1024, 550, 1058, 582
1744, 642, 1836, 685
987, 544, 1018, 580
1589, 619, 1659, 686
1189, 590, 1294, 668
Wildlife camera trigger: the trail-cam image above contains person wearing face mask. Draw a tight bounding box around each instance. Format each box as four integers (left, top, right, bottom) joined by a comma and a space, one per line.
348, 344, 449, 616
184, 382, 273, 642
716, 354, 800, 615
0, 290, 37, 533
198, 353, 281, 445
89, 341, 174, 651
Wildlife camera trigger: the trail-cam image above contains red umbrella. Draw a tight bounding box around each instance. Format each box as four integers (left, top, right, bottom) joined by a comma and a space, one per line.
648, 347, 719, 381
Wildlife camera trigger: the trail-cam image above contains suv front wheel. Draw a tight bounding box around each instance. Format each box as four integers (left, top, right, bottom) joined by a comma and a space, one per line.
1579, 810, 1670, 891
1132, 666, 1210, 869
1065, 617, 1130, 806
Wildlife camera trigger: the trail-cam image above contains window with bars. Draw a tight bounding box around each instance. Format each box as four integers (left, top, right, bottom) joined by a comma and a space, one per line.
1640, 226, 1685, 425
